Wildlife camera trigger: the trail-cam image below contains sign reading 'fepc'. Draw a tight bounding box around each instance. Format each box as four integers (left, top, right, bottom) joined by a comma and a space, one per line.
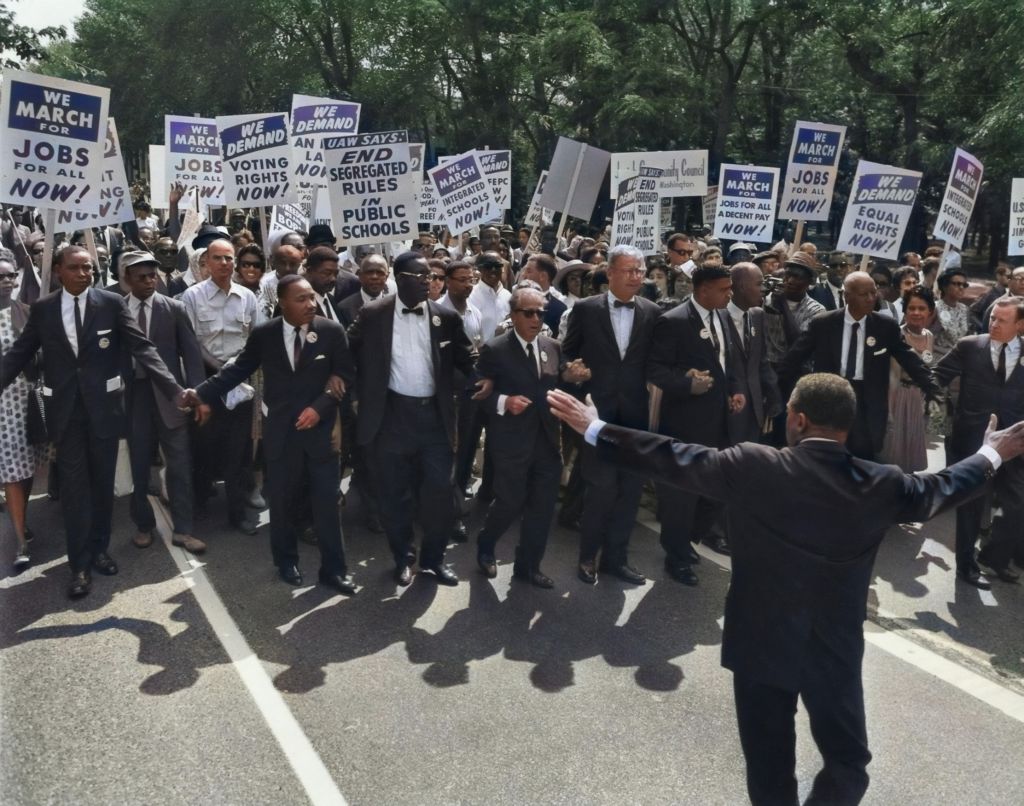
712, 164, 780, 244
165, 115, 224, 205
835, 160, 921, 260
778, 121, 846, 221
0, 70, 109, 214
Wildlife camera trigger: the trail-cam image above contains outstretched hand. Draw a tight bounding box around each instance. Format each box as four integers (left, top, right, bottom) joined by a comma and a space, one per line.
546, 389, 598, 435
983, 414, 1024, 462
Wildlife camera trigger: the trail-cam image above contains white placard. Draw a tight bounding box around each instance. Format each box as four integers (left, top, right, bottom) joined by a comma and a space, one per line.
54, 117, 132, 229
610, 150, 708, 199
427, 151, 500, 235
216, 112, 293, 206
933, 147, 983, 249
165, 115, 224, 206
778, 121, 846, 221
1007, 178, 1024, 257
836, 160, 922, 260
713, 164, 780, 244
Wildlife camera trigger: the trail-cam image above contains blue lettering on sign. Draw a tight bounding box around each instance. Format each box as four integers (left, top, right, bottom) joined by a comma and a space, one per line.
792, 128, 840, 166
8, 81, 103, 142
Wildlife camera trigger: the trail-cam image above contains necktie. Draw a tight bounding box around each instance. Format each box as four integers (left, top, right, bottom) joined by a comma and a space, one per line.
838, 288, 845, 307
845, 322, 860, 379
320, 298, 334, 321
706, 313, 721, 353
73, 295, 84, 351
135, 301, 148, 378
997, 342, 1007, 384
613, 299, 635, 309
293, 327, 303, 370
526, 341, 539, 379
402, 306, 424, 315
742, 311, 751, 347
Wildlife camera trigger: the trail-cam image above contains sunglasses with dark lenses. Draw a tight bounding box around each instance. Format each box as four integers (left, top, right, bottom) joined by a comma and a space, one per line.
478, 263, 503, 271
430, 274, 445, 281
515, 308, 546, 318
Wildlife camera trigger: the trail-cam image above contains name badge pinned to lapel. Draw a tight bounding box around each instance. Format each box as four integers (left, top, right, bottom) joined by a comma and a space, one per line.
922, 350, 933, 364
540, 350, 548, 363
1019, 356, 1024, 367
699, 328, 710, 340
432, 315, 441, 327
305, 331, 318, 343
866, 336, 876, 347
749, 326, 756, 336
98, 337, 110, 349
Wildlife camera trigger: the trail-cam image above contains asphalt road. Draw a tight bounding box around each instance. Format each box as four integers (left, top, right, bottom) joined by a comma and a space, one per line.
2, 446, 1023, 805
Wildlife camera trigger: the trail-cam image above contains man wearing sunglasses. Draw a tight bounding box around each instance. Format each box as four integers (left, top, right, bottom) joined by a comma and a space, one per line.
665, 232, 696, 278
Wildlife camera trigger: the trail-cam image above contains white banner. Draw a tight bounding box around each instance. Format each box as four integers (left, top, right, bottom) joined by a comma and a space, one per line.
0, 70, 110, 214
165, 115, 224, 206
290, 94, 361, 187
54, 117, 132, 229
836, 160, 922, 260
476, 149, 511, 210
1008, 178, 1024, 257
524, 171, 554, 227
713, 164, 780, 244
428, 151, 500, 235
932, 147, 983, 249
778, 120, 846, 221
216, 112, 293, 206
610, 150, 707, 199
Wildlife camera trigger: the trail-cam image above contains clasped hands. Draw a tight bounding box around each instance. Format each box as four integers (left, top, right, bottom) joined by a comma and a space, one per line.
687, 369, 745, 412
176, 389, 212, 425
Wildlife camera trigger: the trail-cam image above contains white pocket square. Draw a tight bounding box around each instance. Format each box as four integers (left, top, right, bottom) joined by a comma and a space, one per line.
439, 340, 451, 348
313, 354, 326, 360
97, 329, 112, 335
873, 348, 887, 356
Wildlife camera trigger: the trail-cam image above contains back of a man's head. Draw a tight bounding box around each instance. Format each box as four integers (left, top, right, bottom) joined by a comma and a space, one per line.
789, 373, 857, 435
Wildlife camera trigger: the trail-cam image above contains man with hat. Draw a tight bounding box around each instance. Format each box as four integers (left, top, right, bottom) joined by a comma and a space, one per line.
727, 242, 754, 265
810, 252, 853, 311
752, 250, 779, 277
120, 250, 209, 555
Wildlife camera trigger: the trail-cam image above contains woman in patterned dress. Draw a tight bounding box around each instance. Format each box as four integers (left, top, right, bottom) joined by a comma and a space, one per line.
0, 250, 42, 570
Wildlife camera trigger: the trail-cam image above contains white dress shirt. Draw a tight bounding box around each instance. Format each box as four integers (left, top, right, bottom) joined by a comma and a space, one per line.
607, 290, 636, 359
360, 288, 386, 306
282, 320, 307, 370
496, 331, 541, 415
60, 288, 86, 356
991, 337, 1021, 382
727, 301, 749, 350
469, 281, 511, 340
691, 297, 726, 370
437, 293, 484, 347
840, 310, 868, 380
314, 292, 338, 322
127, 293, 151, 337
389, 302, 435, 397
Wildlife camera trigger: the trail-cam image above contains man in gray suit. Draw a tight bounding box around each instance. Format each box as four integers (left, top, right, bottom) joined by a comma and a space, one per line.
120, 252, 209, 554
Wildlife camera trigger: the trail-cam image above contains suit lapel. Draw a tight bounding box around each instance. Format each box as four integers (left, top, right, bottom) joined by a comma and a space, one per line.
51, 293, 77, 360
427, 300, 442, 376
81, 287, 99, 344
598, 294, 620, 359
296, 317, 317, 370
624, 298, 647, 357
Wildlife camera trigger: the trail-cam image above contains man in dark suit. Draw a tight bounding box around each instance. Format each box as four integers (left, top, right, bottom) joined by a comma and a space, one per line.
474, 287, 562, 588
547, 375, 1024, 806
648, 265, 745, 582
560, 243, 660, 585
337, 254, 389, 329
808, 251, 851, 311
780, 271, 938, 460
727, 262, 783, 444
302, 248, 344, 325
182, 275, 356, 594
935, 296, 1024, 588
120, 251, 208, 555
0, 245, 183, 598
347, 251, 480, 586
519, 253, 568, 336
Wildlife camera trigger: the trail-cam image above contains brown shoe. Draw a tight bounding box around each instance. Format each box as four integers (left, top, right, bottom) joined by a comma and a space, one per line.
172, 533, 207, 554
133, 530, 155, 549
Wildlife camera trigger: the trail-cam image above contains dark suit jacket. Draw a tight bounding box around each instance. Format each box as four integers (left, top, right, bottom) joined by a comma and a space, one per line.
475, 331, 561, 452
334, 269, 361, 301
935, 334, 1024, 461
196, 317, 354, 461
543, 292, 568, 337
726, 306, 782, 444
808, 282, 841, 311
337, 292, 367, 329
560, 293, 660, 431
647, 299, 739, 447
347, 296, 475, 447
592, 423, 994, 690
0, 287, 182, 442
125, 293, 205, 429
780, 310, 939, 451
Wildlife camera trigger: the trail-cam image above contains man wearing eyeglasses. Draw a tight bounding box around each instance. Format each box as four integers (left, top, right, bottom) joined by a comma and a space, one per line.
665, 232, 696, 278
347, 251, 484, 587
468, 250, 511, 340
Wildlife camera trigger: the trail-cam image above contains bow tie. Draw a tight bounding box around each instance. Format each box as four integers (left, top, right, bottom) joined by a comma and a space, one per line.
402, 306, 424, 316
613, 299, 635, 309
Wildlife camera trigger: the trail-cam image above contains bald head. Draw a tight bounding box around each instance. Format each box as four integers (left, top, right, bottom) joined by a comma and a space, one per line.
729, 261, 763, 310
843, 271, 878, 318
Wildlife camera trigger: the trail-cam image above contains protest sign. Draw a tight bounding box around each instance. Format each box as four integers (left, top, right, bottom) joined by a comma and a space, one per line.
269, 201, 309, 235
0, 70, 110, 214
428, 151, 500, 235
54, 117, 132, 229
660, 197, 673, 235
611, 167, 662, 254
476, 149, 511, 211
932, 147, 983, 249
611, 176, 639, 246
310, 186, 332, 229
176, 208, 202, 250
836, 160, 922, 260
609, 150, 707, 199
165, 116, 224, 206
540, 136, 610, 221
524, 171, 554, 227
290, 94, 361, 186
1008, 178, 1024, 257
713, 165, 780, 243
777, 121, 846, 221
322, 129, 416, 245
216, 112, 293, 205
702, 185, 718, 225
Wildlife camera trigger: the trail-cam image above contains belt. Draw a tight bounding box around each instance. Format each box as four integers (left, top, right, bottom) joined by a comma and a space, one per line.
388, 390, 435, 406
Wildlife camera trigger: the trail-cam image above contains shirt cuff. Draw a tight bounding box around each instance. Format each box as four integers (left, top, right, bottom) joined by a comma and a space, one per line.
584, 418, 607, 446
977, 444, 1002, 471
496, 394, 507, 416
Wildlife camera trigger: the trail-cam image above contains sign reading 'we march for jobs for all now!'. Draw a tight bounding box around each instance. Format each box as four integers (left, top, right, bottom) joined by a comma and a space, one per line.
165, 115, 224, 206
0, 70, 110, 214
778, 121, 846, 221
836, 161, 922, 260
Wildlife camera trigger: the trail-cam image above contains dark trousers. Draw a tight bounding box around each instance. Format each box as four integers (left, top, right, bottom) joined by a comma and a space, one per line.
957, 457, 1024, 572
733, 651, 871, 805
455, 394, 493, 496
579, 445, 644, 566
340, 397, 380, 519
370, 393, 455, 568
478, 434, 561, 571
659, 486, 723, 567
127, 379, 194, 535
266, 445, 347, 575
846, 382, 878, 461
57, 400, 118, 572
192, 397, 252, 522
558, 426, 585, 524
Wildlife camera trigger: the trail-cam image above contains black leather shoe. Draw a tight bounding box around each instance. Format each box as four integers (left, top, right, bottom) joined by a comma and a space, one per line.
603, 563, 646, 585
422, 564, 459, 586
230, 517, 259, 536
92, 552, 118, 576
68, 570, 91, 598
395, 564, 413, 587
703, 535, 731, 556
513, 566, 553, 588
687, 545, 701, 565
666, 563, 699, 586
318, 571, 357, 595
977, 558, 1020, 583
957, 567, 992, 590
366, 514, 384, 534
478, 554, 497, 579
278, 564, 303, 586
452, 520, 469, 543
577, 561, 597, 585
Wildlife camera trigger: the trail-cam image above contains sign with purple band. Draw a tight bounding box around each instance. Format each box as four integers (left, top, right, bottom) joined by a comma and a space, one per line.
165, 115, 224, 205
216, 112, 293, 205
428, 151, 500, 235
778, 121, 846, 221
933, 148, 983, 250
712, 164, 780, 244
290, 94, 361, 187
836, 160, 922, 259
0, 69, 110, 214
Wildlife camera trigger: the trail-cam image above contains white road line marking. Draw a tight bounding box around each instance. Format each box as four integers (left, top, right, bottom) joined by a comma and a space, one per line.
152, 501, 347, 806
